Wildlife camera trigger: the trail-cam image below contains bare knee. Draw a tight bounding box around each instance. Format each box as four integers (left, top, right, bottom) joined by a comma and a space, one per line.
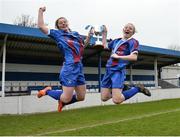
101, 90, 111, 102
75, 86, 86, 101
76, 95, 85, 101
61, 95, 72, 103
112, 98, 124, 104
101, 96, 110, 102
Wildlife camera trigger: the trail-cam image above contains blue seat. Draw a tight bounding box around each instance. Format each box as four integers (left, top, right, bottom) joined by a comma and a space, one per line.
28, 86, 44, 91
28, 85, 62, 91
89, 85, 99, 92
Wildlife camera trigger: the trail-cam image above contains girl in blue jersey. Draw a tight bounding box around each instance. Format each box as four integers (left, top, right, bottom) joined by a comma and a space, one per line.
101, 23, 151, 104
37, 7, 93, 112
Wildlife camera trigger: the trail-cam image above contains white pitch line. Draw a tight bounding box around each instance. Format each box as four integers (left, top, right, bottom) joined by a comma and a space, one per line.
36, 108, 180, 136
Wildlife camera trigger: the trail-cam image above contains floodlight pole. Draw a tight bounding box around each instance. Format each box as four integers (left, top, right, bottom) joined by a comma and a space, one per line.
1, 34, 8, 97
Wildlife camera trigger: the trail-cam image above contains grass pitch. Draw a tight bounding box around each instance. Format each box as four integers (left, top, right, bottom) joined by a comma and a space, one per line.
0, 98, 180, 136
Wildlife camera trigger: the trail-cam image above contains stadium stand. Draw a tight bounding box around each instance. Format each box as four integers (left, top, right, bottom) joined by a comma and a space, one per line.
0, 23, 180, 97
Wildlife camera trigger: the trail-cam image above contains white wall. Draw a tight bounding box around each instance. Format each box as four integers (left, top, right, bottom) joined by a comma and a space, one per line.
0, 88, 180, 114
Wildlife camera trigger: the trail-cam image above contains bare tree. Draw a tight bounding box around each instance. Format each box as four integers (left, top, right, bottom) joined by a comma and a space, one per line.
167, 44, 180, 51
13, 14, 37, 28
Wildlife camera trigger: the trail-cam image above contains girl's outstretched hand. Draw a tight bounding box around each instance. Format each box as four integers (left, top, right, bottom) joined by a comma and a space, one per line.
39, 6, 46, 12
111, 53, 120, 59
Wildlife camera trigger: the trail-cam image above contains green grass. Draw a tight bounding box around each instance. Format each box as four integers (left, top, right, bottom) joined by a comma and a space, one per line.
0, 98, 180, 136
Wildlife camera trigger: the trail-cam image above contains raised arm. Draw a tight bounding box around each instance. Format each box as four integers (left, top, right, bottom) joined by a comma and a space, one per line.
102, 25, 107, 49
38, 6, 49, 35
84, 27, 94, 47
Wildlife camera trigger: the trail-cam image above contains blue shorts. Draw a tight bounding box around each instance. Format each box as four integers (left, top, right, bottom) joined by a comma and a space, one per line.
59, 62, 85, 87
101, 68, 126, 89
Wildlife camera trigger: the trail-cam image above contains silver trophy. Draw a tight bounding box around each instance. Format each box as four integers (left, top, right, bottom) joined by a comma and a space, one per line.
85, 25, 105, 50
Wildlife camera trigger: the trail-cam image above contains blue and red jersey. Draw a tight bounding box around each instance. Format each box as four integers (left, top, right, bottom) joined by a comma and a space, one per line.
106, 38, 139, 70
48, 29, 84, 64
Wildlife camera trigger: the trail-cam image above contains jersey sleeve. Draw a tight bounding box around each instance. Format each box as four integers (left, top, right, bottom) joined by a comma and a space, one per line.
129, 39, 139, 54
107, 39, 114, 50
47, 29, 60, 42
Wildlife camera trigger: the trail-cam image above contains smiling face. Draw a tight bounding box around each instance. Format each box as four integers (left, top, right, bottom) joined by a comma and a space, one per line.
55, 17, 69, 32
122, 23, 136, 39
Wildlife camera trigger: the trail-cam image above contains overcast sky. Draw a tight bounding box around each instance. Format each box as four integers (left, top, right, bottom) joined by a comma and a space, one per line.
0, 0, 180, 49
